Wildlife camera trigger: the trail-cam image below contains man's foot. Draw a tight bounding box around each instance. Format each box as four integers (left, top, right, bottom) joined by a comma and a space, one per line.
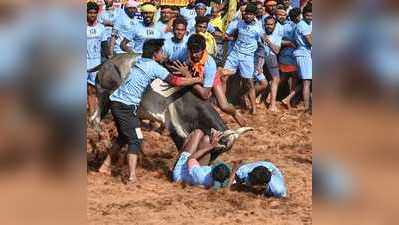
266, 93, 271, 104
127, 174, 138, 184
98, 162, 112, 176
250, 107, 256, 115
233, 111, 247, 127
268, 105, 279, 112
281, 98, 291, 110
256, 95, 262, 104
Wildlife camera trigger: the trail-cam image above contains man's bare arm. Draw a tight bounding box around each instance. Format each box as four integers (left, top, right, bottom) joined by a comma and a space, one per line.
192, 84, 212, 100
304, 34, 312, 47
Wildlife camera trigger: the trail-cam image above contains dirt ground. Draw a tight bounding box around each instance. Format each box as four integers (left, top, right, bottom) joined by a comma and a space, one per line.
87, 102, 312, 225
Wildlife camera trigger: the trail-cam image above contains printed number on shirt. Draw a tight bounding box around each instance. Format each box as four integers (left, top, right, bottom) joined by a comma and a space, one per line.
147, 29, 154, 36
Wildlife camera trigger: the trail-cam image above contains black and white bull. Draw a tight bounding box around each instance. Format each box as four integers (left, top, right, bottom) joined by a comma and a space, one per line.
88, 53, 253, 163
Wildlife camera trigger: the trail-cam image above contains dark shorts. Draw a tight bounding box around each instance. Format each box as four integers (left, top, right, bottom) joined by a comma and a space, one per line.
110, 101, 143, 154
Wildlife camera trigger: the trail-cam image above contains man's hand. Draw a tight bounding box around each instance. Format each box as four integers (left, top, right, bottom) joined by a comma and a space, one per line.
263, 34, 272, 46
209, 130, 223, 148
170, 61, 196, 79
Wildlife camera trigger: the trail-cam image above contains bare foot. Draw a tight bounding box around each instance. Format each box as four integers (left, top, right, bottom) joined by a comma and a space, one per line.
98, 163, 112, 176
233, 111, 247, 127
266, 93, 271, 104
250, 107, 256, 115
281, 98, 291, 110
268, 105, 279, 112
127, 174, 138, 184
256, 95, 262, 104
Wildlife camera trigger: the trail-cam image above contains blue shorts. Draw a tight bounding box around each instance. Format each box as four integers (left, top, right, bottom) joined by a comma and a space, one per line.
173, 152, 191, 182
224, 50, 254, 79
296, 55, 312, 80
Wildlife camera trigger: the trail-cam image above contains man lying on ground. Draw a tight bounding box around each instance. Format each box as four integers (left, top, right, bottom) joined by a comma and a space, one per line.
233, 160, 287, 198
172, 129, 231, 189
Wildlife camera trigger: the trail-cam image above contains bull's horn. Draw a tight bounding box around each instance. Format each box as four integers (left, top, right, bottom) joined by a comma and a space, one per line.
234, 127, 254, 135
87, 63, 103, 73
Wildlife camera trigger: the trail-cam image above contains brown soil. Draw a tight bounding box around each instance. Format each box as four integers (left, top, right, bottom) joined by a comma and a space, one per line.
87, 101, 312, 225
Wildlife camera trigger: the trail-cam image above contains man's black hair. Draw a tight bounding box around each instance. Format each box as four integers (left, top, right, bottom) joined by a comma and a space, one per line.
264, 15, 276, 23
171, 6, 180, 12
276, 4, 285, 10
173, 16, 188, 29
303, 3, 312, 14
245, 2, 258, 14
142, 39, 165, 58
211, 164, 231, 182
289, 7, 301, 21
160, 5, 173, 10
248, 166, 271, 186
195, 15, 210, 25
87, 1, 99, 12
187, 34, 206, 52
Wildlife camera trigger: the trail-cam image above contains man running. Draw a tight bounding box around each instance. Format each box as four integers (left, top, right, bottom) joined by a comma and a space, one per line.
220, 3, 265, 115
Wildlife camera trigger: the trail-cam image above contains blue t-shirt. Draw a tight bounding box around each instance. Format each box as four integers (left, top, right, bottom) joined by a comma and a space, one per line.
114, 12, 139, 51
235, 161, 287, 198
294, 20, 312, 57
87, 23, 107, 70
263, 28, 282, 57
226, 19, 264, 56
279, 21, 297, 65
125, 22, 162, 54
162, 36, 188, 61
98, 7, 123, 38
109, 58, 169, 105
184, 55, 217, 88
154, 20, 168, 33
187, 164, 214, 188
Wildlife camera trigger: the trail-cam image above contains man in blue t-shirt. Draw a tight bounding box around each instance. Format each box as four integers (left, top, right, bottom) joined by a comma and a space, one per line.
233, 161, 287, 198
120, 3, 162, 54
220, 3, 265, 115
98, 39, 202, 183
294, 4, 312, 112
173, 129, 231, 189
162, 16, 189, 62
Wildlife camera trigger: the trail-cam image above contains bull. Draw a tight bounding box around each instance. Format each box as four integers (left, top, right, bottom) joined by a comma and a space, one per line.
88, 53, 253, 164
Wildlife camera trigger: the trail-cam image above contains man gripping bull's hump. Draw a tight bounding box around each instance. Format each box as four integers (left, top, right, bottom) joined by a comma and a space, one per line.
98, 39, 202, 183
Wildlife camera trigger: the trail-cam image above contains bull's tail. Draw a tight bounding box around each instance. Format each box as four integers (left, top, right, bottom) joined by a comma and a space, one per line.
87, 63, 104, 73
